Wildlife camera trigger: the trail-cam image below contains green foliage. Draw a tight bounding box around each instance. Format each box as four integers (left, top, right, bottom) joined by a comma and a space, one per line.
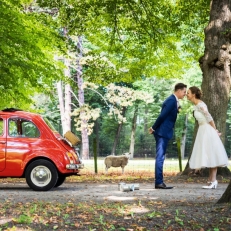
82, 37, 190, 85
38, 0, 177, 39
14, 214, 32, 224
32, 93, 62, 132
1, 0, 211, 109
37, 0, 201, 85
0, 0, 66, 109
3, 0, 213, 158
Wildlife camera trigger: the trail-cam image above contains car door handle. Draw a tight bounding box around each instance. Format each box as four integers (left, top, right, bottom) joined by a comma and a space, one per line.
0, 141, 6, 144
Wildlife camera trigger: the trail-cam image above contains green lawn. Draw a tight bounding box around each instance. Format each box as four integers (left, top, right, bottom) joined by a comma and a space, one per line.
81, 158, 188, 174
81, 158, 231, 175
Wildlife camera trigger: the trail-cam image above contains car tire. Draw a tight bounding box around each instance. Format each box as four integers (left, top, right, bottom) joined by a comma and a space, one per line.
25, 159, 58, 191
54, 175, 66, 187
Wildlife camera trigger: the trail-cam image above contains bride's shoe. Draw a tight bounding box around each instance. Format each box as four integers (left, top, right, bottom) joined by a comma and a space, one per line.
202, 180, 218, 189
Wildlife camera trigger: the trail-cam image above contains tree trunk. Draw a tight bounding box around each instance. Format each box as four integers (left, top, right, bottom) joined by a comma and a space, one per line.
94, 119, 100, 157
143, 106, 149, 134
57, 57, 72, 135
63, 63, 72, 134
182, 122, 198, 175
56, 28, 72, 135
57, 80, 65, 132
111, 107, 127, 155
76, 36, 89, 160
200, 0, 231, 143
180, 114, 188, 159
217, 179, 231, 203
129, 104, 138, 159
183, 0, 231, 179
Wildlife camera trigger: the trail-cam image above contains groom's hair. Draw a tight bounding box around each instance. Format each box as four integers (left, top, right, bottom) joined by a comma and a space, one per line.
174, 83, 187, 91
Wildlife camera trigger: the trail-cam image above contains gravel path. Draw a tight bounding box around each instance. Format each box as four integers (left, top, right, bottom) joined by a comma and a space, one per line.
0, 181, 228, 204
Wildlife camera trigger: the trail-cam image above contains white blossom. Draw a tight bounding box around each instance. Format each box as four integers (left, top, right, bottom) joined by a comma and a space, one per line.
71, 104, 101, 135
72, 82, 154, 134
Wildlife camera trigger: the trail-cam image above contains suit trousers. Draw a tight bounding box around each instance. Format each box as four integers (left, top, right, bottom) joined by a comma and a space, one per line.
154, 134, 169, 185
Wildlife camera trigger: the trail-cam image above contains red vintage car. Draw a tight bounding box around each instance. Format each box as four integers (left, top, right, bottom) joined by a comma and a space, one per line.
0, 108, 84, 191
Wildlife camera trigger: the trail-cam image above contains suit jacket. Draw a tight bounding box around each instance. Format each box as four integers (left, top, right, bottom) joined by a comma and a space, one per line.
152, 94, 178, 139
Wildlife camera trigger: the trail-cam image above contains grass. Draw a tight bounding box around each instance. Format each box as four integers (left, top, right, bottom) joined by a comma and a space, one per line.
0, 158, 230, 185
80, 157, 231, 175
81, 158, 188, 175
0, 197, 231, 230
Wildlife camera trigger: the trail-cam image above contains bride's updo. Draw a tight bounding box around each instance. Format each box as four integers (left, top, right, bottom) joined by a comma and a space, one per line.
189, 86, 202, 99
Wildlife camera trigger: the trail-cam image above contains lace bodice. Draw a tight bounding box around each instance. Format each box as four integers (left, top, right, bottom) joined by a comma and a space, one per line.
193, 101, 213, 124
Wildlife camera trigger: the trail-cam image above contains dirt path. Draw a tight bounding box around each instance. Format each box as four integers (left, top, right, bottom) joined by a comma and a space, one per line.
0, 178, 230, 230
0, 181, 228, 204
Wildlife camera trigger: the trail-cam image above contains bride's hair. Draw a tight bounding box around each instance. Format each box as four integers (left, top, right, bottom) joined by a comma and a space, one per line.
189, 86, 202, 99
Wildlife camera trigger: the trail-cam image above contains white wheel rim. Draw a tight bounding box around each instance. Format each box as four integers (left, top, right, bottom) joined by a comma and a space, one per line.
30, 165, 52, 187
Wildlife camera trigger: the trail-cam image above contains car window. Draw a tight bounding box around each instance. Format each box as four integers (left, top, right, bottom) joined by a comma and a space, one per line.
43, 117, 58, 132
0, 118, 3, 136
8, 118, 40, 138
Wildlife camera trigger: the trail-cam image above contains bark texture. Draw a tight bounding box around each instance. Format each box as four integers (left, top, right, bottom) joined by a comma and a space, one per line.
57, 59, 72, 134
57, 28, 72, 134
182, 122, 198, 175
94, 119, 100, 157
200, 0, 231, 142
129, 104, 138, 158
217, 179, 231, 203
111, 107, 127, 155
180, 114, 188, 159
77, 36, 90, 160
183, 0, 231, 179
143, 106, 149, 134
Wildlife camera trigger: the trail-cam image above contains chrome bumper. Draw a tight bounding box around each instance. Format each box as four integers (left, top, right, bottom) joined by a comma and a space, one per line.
66, 163, 84, 169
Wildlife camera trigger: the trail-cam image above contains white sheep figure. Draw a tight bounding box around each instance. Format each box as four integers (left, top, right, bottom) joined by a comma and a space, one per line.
104, 152, 131, 174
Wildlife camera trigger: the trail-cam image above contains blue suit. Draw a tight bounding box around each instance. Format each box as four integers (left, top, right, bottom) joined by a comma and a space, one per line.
152, 94, 178, 185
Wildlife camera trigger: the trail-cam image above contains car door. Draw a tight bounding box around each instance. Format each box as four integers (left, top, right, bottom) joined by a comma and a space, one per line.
5, 117, 40, 175
0, 116, 6, 171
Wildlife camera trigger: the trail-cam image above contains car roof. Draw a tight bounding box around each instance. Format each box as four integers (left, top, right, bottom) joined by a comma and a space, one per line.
0, 108, 41, 118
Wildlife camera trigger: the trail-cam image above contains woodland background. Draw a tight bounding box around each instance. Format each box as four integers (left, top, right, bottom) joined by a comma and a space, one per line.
2, 2, 231, 229
1, 0, 231, 163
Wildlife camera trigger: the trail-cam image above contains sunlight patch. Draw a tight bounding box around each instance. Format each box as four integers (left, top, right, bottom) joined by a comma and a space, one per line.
148, 197, 159, 200
142, 188, 156, 191
97, 184, 111, 187
0, 218, 13, 225
104, 196, 137, 201
128, 206, 150, 214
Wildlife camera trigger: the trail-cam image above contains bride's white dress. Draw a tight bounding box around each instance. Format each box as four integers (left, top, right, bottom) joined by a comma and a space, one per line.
189, 102, 229, 169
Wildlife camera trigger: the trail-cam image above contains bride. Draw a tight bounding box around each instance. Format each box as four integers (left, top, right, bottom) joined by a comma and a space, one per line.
187, 86, 229, 189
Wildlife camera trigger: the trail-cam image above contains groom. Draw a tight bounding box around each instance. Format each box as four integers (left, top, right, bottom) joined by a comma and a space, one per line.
149, 83, 187, 189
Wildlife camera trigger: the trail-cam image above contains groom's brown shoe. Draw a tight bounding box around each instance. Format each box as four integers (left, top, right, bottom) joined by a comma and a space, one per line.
155, 183, 174, 189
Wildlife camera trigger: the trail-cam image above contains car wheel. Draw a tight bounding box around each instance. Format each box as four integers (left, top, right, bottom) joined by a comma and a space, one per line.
54, 175, 66, 187
25, 159, 58, 191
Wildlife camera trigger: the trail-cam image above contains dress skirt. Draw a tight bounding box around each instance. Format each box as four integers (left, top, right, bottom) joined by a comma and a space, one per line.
189, 123, 229, 169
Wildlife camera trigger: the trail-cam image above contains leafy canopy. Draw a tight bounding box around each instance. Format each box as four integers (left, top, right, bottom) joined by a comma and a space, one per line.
0, 0, 66, 109
37, 0, 210, 84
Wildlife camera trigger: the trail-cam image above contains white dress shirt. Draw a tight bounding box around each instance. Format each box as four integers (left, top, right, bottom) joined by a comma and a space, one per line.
173, 94, 180, 108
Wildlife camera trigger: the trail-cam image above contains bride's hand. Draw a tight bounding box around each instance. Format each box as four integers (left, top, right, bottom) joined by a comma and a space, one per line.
216, 129, 221, 136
